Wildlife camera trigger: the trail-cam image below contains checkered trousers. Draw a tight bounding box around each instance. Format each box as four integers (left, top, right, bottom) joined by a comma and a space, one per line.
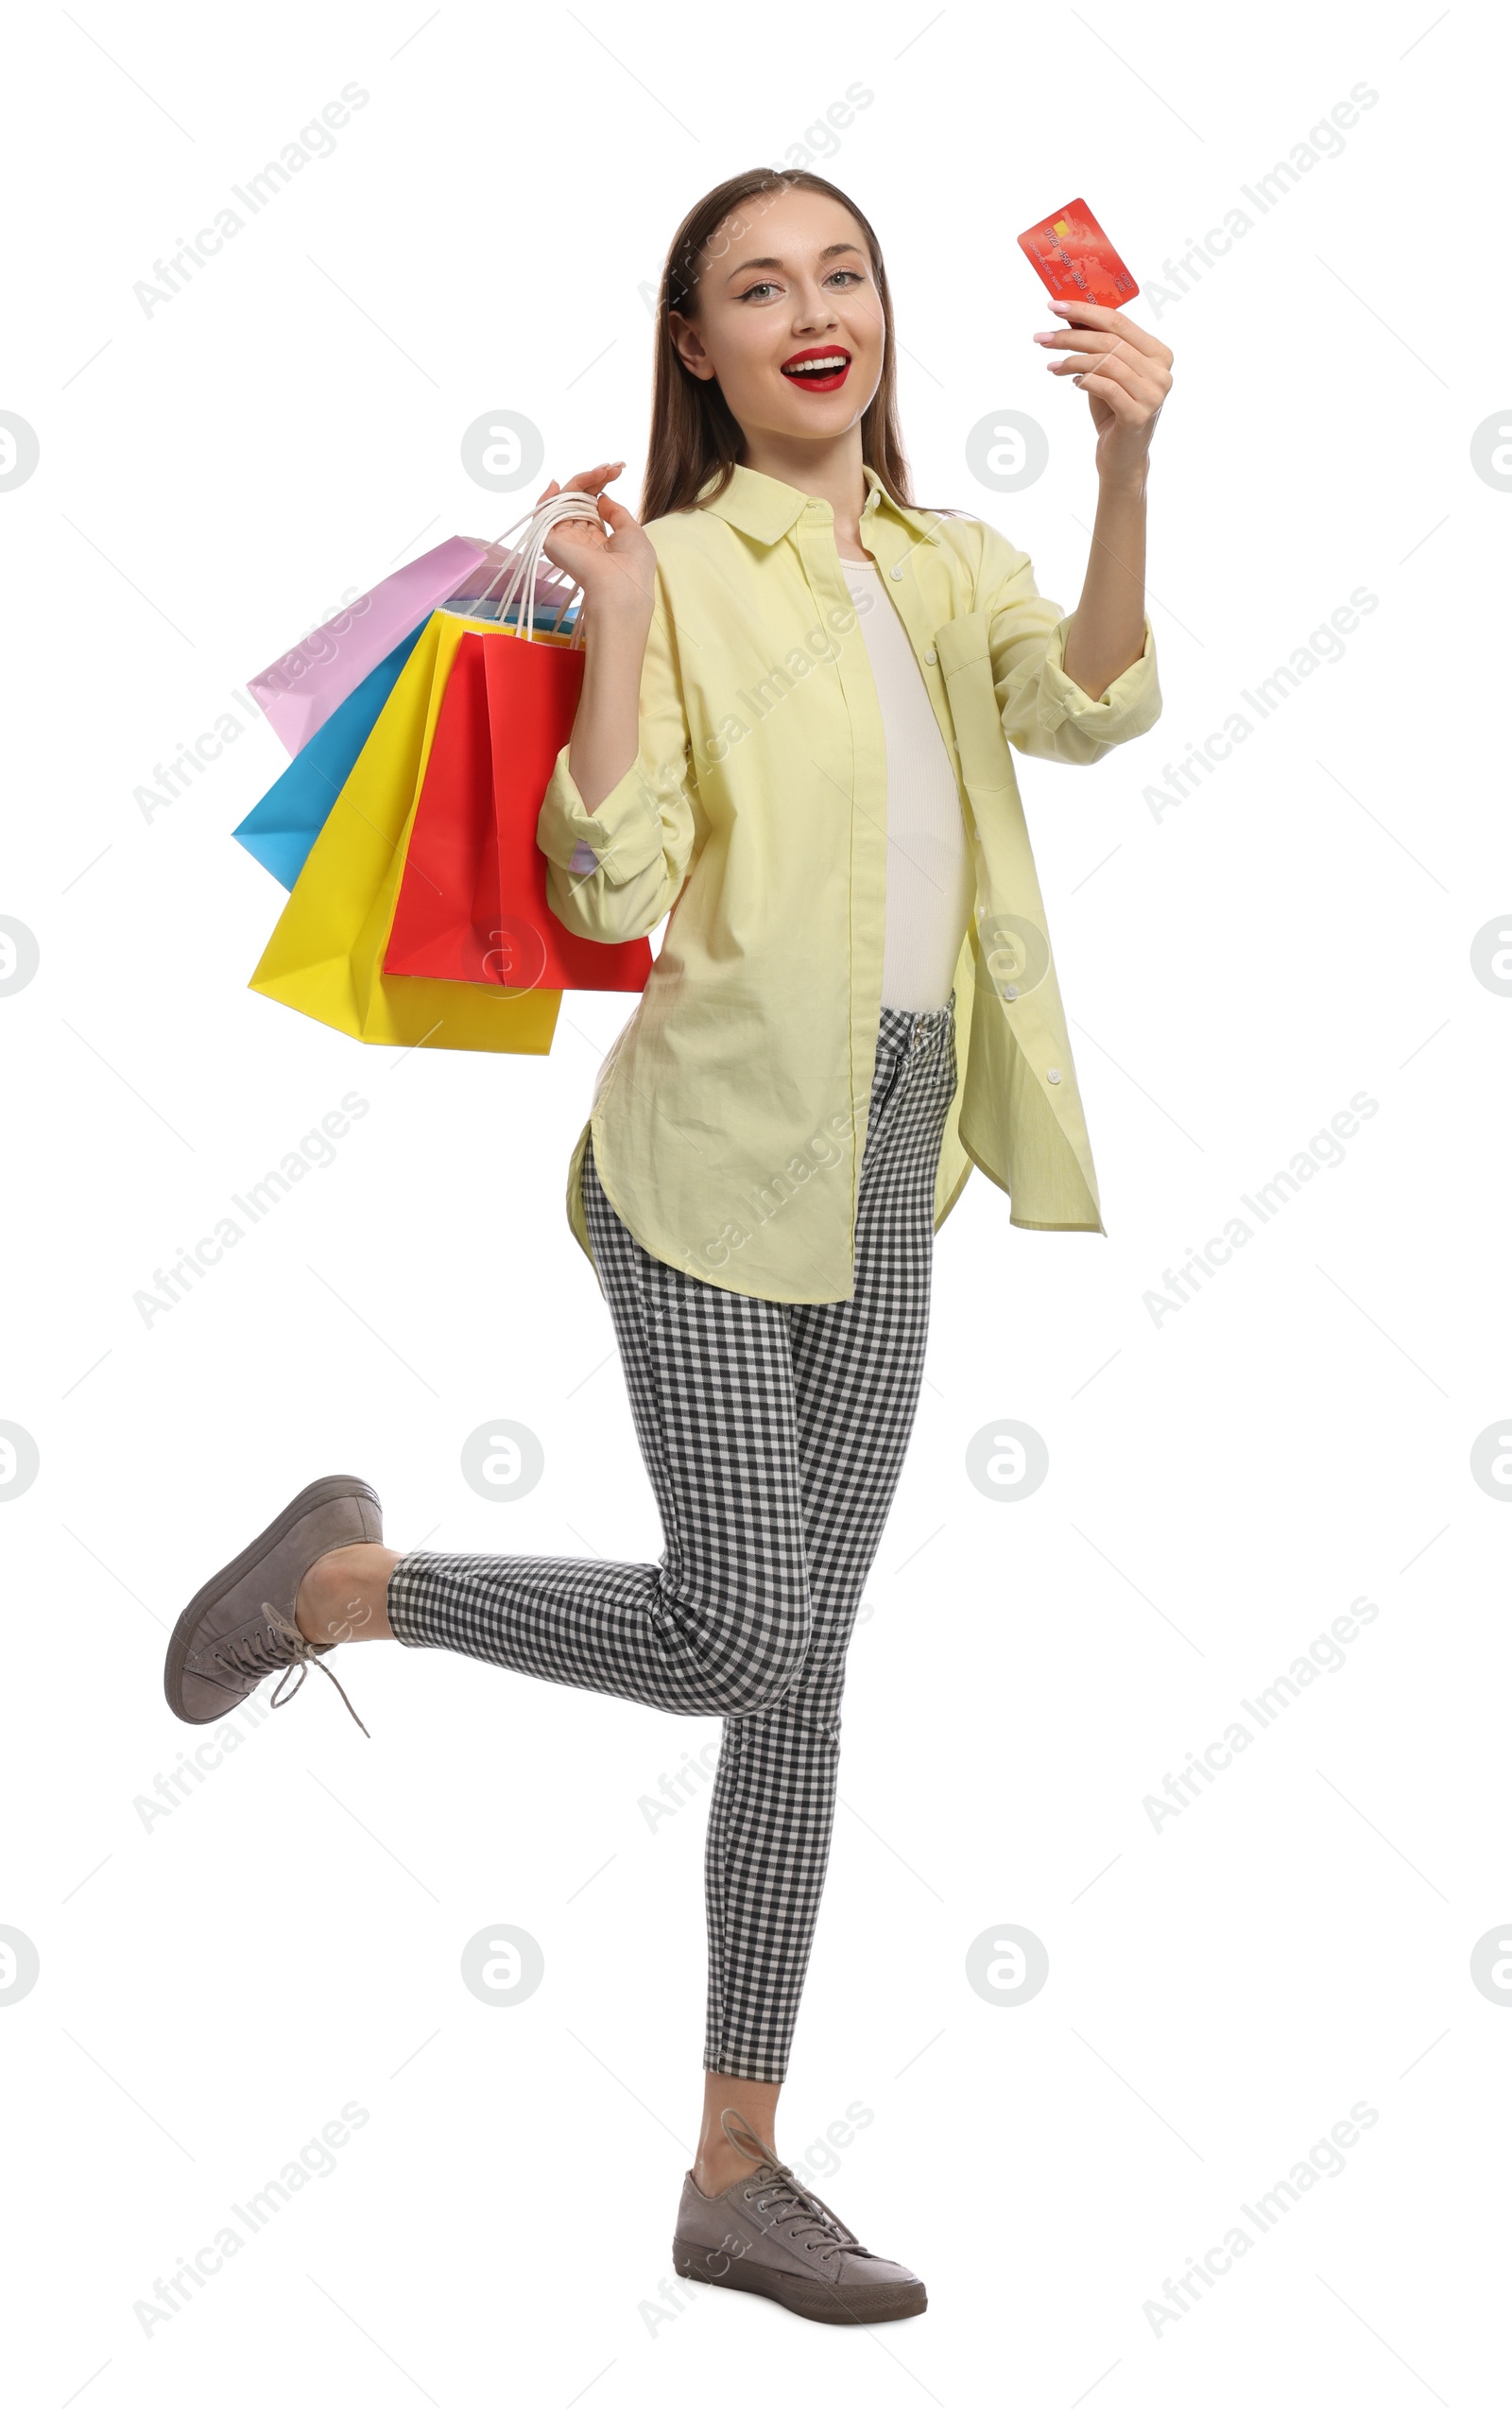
388, 996, 958, 2081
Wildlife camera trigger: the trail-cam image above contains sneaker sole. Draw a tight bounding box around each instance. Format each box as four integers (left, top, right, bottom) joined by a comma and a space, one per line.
672, 2235, 926, 2324
163, 1474, 383, 1724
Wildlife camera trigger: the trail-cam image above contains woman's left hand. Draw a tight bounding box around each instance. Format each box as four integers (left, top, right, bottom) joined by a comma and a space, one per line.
1034, 300, 1173, 484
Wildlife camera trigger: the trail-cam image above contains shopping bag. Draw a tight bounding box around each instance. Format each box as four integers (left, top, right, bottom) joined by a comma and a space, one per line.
383, 492, 652, 995
247, 606, 560, 1054
249, 535, 491, 757
381, 627, 651, 993
232, 624, 426, 890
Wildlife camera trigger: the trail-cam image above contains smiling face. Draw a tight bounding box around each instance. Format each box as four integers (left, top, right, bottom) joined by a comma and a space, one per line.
668, 186, 885, 456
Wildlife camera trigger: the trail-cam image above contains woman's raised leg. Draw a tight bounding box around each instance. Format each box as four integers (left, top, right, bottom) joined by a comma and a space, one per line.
384, 1142, 814, 1720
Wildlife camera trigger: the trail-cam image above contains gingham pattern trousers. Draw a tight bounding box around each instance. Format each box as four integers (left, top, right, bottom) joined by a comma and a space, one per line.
388, 995, 958, 2081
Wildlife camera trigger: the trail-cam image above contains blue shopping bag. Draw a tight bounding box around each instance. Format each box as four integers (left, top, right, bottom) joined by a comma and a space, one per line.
233, 625, 425, 889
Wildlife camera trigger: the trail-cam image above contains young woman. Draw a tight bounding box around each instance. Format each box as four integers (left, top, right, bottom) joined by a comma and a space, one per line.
166, 168, 1170, 2325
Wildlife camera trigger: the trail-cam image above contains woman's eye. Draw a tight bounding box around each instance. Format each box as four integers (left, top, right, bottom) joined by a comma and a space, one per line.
735, 268, 864, 302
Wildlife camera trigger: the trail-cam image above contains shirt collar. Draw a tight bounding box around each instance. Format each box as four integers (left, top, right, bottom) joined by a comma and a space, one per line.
696, 459, 941, 546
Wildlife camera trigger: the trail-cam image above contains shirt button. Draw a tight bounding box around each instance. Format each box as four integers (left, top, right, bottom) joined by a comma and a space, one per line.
1046, 1067, 1063, 1084
925, 648, 937, 665
889, 564, 903, 580
1003, 985, 1019, 1000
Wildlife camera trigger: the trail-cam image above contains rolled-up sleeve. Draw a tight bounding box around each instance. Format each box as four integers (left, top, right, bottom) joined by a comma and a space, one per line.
536, 588, 699, 943
985, 535, 1162, 767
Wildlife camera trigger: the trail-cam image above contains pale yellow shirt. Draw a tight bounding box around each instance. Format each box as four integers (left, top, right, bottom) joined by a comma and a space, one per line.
536, 461, 1162, 1304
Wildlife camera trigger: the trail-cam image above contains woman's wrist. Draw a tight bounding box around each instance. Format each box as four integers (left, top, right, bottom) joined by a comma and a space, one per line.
581, 555, 658, 626
1096, 456, 1151, 504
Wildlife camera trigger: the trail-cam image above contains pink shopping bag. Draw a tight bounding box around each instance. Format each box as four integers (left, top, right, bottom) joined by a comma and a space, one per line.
249, 536, 491, 756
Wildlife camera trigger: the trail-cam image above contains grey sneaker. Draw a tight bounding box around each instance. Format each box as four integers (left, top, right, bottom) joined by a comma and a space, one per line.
163, 1475, 381, 1734
673, 2111, 927, 2324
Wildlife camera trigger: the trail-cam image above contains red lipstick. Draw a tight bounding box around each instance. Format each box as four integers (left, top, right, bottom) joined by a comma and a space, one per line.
780, 345, 851, 393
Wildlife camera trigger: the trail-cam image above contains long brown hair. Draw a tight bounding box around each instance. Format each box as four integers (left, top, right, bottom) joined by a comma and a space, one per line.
640, 168, 914, 526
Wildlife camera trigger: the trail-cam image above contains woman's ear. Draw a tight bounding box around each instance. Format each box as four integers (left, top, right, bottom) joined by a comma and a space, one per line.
668, 310, 716, 382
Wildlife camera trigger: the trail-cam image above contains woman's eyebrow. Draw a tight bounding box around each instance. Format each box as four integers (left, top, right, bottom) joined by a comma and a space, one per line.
724, 241, 866, 283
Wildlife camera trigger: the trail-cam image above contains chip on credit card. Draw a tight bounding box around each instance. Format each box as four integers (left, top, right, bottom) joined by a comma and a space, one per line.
1017, 199, 1139, 306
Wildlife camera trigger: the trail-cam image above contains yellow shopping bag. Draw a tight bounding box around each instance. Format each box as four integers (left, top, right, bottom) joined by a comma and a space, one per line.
248, 606, 560, 1053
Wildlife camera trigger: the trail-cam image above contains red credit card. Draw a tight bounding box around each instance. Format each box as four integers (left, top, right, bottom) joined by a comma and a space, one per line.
1017, 199, 1139, 306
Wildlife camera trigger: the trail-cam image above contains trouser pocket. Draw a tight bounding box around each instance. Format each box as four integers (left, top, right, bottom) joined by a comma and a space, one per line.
870, 1045, 906, 1123
866, 1029, 914, 1121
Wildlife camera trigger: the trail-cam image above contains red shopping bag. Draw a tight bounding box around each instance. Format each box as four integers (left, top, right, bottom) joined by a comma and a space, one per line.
382, 624, 652, 994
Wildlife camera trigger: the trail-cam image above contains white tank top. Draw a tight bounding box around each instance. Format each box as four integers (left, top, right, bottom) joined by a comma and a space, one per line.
841, 556, 975, 1013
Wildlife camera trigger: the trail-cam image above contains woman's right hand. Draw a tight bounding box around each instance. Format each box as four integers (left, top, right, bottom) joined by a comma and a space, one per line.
537, 460, 657, 624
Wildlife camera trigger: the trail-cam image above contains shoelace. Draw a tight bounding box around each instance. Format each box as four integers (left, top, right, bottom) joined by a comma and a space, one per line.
745, 2164, 858, 2262
212, 1603, 370, 1737
720, 2111, 862, 2264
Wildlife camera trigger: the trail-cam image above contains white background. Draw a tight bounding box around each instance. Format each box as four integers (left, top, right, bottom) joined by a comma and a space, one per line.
3, 1, 1508, 2409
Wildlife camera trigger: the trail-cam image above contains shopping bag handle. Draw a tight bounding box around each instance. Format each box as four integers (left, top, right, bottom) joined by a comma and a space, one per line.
468, 490, 604, 648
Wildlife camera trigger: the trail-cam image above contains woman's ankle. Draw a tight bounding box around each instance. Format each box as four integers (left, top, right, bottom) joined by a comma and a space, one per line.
694, 2074, 782, 2197
296, 1545, 399, 1645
